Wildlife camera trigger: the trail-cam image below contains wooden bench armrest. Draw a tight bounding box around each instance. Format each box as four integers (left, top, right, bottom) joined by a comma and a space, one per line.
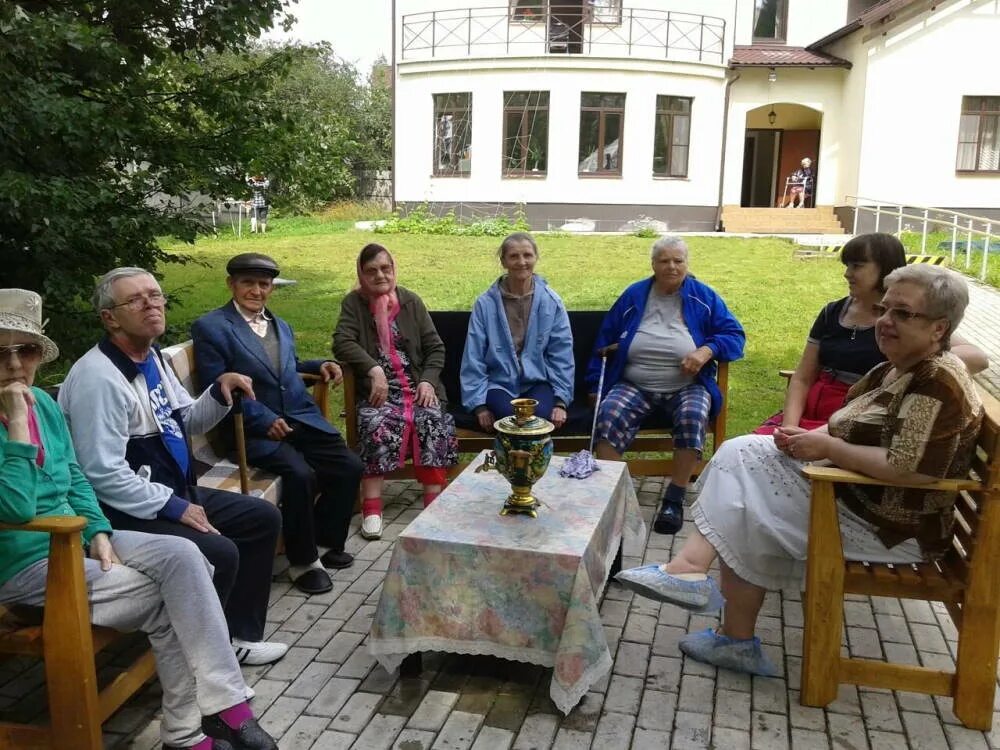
802, 463, 982, 492
779, 369, 795, 380
0, 515, 88, 534
300, 373, 331, 421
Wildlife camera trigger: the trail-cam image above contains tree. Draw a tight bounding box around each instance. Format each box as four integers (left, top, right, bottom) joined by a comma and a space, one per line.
204, 44, 392, 213
0, 1, 295, 359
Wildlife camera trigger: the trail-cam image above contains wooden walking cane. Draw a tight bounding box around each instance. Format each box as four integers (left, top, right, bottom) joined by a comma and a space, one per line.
231, 389, 250, 495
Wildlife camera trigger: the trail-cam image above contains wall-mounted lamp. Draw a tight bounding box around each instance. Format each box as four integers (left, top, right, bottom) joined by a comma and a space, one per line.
767, 69, 777, 83
768, 108, 777, 125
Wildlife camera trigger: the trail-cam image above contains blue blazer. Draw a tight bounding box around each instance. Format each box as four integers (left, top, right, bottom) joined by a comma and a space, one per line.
191, 303, 337, 459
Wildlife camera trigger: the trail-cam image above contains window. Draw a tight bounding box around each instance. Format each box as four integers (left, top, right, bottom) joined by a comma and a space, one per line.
652, 96, 691, 178
510, 0, 544, 22
957, 96, 1000, 172
510, 1, 622, 24
578, 92, 625, 176
433, 93, 472, 177
752, 0, 787, 43
503, 92, 550, 176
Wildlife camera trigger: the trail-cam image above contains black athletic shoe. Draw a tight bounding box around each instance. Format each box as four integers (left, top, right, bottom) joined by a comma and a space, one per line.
202, 714, 277, 750
652, 500, 684, 535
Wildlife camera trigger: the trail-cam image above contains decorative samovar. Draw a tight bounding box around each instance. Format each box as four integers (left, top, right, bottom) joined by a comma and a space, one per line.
476, 398, 554, 517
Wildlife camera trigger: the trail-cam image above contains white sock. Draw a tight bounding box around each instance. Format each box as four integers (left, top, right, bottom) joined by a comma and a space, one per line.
288, 558, 324, 580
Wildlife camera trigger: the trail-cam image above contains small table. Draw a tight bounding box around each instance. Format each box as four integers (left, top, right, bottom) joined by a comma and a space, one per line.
368, 451, 645, 714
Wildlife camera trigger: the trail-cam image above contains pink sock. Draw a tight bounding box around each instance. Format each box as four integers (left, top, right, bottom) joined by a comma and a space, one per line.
191, 738, 215, 750
219, 701, 254, 730
362, 498, 383, 517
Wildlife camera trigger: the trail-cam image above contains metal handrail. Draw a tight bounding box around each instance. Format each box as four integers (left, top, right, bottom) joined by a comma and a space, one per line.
401, 6, 726, 64
846, 195, 996, 281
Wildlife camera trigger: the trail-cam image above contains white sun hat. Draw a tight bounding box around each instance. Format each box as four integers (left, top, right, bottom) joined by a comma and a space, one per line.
0, 289, 60, 363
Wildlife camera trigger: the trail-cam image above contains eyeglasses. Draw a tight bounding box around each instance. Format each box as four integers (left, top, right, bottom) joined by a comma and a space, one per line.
871, 303, 935, 323
108, 291, 167, 311
0, 343, 43, 360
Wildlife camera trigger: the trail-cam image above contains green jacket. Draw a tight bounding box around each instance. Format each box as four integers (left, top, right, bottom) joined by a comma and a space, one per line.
333, 286, 449, 405
0, 388, 111, 587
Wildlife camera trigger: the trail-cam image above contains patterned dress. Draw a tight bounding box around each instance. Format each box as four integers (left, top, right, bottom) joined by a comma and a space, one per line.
357, 322, 458, 475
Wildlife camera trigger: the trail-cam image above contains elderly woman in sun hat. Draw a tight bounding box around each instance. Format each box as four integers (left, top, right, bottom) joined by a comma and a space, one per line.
616, 265, 983, 678
0, 288, 278, 750
334, 243, 458, 540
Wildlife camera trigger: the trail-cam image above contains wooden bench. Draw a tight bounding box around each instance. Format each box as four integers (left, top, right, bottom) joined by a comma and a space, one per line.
0, 517, 158, 749
342, 310, 730, 478
800, 384, 1000, 730
160, 340, 331, 502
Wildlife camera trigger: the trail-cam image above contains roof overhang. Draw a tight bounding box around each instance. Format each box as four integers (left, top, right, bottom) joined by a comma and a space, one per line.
729, 45, 852, 69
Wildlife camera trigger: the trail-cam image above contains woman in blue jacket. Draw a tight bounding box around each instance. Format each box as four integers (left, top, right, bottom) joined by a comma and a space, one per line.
461, 233, 574, 431
588, 236, 746, 535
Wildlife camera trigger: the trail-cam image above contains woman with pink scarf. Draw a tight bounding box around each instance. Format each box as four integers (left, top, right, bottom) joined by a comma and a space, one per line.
333, 244, 458, 540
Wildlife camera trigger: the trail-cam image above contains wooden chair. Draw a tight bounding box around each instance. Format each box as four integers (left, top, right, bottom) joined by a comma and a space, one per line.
0, 517, 158, 749
800, 384, 1000, 729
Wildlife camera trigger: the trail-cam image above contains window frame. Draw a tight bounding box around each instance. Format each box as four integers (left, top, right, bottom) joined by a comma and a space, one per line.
652, 95, 692, 178
502, 91, 550, 178
433, 92, 473, 178
578, 92, 626, 177
956, 96, 1000, 174
751, 0, 788, 44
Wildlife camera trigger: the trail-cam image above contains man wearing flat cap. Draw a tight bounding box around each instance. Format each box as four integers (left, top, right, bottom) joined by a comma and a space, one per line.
191, 253, 363, 595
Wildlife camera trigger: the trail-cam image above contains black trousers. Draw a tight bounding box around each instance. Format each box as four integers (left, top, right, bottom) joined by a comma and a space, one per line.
101, 488, 281, 642
251, 423, 363, 565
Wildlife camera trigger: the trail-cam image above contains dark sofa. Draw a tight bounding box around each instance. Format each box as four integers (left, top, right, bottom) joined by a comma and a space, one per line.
341, 310, 730, 477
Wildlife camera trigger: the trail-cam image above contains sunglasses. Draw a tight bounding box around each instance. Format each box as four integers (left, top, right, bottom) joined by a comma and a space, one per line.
871, 303, 938, 323
0, 343, 44, 360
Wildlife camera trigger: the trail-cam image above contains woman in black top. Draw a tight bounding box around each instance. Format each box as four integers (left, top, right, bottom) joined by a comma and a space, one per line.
755, 233, 987, 433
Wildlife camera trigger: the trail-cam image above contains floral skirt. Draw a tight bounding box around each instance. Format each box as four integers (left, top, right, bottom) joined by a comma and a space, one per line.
357, 401, 458, 476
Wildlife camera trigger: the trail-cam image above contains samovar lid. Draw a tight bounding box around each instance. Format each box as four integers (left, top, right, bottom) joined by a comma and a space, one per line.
493, 413, 554, 436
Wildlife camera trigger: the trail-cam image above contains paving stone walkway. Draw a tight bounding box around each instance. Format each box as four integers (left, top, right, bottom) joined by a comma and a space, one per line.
12, 476, 986, 749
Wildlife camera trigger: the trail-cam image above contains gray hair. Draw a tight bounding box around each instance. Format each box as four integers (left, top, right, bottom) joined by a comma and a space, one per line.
883, 264, 969, 348
651, 235, 688, 260
92, 267, 155, 312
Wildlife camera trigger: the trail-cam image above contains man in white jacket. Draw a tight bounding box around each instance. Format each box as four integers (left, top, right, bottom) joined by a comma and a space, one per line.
60, 267, 287, 666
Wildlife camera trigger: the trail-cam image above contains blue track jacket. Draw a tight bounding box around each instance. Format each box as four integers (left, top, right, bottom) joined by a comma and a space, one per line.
586, 275, 746, 418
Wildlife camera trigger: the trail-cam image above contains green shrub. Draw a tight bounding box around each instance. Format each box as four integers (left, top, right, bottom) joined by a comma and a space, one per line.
375, 203, 530, 237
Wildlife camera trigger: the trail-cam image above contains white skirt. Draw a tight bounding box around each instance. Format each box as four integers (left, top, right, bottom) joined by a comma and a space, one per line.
691, 434, 922, 591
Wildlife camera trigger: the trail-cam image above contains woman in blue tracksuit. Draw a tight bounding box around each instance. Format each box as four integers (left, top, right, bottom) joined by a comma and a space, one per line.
461, 233, 574, 431
588, 236, 745, 535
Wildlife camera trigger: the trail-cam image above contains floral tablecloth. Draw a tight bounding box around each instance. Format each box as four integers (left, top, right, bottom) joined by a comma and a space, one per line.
369, 451, 645, 714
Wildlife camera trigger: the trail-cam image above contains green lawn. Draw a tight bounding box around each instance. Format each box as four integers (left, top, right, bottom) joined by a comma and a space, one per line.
159, 221, 851, 439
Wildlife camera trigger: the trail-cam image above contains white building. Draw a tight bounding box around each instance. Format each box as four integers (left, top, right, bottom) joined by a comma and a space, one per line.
391, 0, 1000, 232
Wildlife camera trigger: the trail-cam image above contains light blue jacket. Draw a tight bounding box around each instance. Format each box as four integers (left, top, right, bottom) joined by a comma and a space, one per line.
461, 275, 574, 410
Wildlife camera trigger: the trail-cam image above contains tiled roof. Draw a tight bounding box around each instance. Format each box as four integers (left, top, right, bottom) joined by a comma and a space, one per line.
729, 45, 852, 68
808, 0, 922, 51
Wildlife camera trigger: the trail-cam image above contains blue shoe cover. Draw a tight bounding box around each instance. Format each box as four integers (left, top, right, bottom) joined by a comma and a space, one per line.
614, 565, 725, 612
678, 628, 778, 677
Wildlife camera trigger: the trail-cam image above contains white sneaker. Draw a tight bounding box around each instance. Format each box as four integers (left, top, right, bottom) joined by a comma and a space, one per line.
245, 685, 256, 700
361, 513, 383, 540
232, 638, 288, 666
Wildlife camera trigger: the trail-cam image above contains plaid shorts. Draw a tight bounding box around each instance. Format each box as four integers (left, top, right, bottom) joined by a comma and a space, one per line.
596, 380, 712, 455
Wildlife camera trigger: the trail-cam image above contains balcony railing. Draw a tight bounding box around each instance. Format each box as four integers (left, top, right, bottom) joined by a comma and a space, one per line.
401, 6, 726, 65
